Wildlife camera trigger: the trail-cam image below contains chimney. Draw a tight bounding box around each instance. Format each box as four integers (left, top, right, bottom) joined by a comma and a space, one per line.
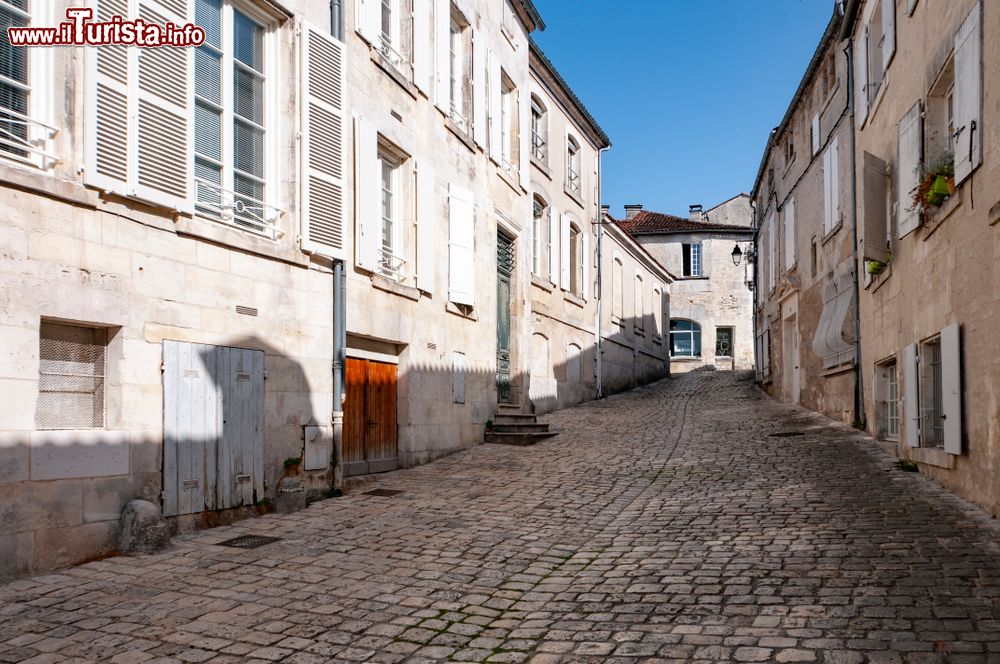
600, 204, 610, 217
689, 204, 704, 222
624, 204, 643, 220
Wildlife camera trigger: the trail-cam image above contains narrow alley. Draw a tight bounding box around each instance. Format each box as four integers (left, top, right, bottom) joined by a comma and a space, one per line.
3, 371, 1000, 663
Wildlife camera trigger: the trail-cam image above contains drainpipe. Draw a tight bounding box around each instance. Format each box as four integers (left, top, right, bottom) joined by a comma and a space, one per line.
750, 200, 759, 382
594, 146, 609, 398
332, 260, 346, 488
843, 38, 864, 426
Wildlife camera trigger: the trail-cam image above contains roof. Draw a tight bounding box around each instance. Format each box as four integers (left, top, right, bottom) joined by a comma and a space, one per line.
529, 38, 611, 149
706, 192, 751, 213
600, 212, 677, 281
514, 0, 545, 32
613, 211, 753, 236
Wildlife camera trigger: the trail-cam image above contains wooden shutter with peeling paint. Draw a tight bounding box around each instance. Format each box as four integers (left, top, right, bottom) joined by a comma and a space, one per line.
881, 0, 895, 72
954, 1, 982, 185
581, 227, 590, 301
301, 21, 347, 260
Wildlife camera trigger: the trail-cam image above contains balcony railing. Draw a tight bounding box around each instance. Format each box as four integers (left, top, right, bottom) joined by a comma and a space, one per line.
377, 247, 407, 283
378, 37, 411, 78
450, 105, 469, 134
195, 178, 284, 240
0, 107, 60, 169
566, 168, 581, 195
500, 156, 518, 179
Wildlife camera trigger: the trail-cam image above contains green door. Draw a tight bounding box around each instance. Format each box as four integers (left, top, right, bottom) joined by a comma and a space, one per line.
496, 233, 514, 403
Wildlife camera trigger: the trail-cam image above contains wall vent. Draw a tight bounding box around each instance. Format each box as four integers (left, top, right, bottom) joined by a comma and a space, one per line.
236, 305, 258, 317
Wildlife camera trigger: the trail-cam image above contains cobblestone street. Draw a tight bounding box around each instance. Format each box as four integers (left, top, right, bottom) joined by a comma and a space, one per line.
4, 371, 1000, 663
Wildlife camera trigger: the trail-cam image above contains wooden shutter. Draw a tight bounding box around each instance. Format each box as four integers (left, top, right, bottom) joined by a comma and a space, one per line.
416, 163, 436, 293
581, 228, 590, 301
903, 343, 919, 447
862, 151, 889, 260
488, 50, 501, 162
301, 22, 347, 260
433, 0, 450, 112
953, 1, 982, 185
823, 137, 840, 232
941, 324, 962, 455
134, 0, 192, 211
560, 213, 570, 290
881, 0, 895, 71
85, 0, 131, 196
353, 116, 378, 270
857, 27, 870, 125
412, 0, 432, 94
768, 213, 776, 290
897, 101, 922, 239
548, 205, 559, 284
783, 197, 795, 271
448, 184, 475, 305
823, 146, 833, 232
356, 0, 376, 43
518, 87, 530, 188
811, 113, 821, 155
472, 30, 486, 147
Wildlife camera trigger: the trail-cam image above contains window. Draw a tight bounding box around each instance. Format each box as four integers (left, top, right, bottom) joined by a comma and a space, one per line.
682, 243, 702, 277
530, 94, 547, 163
810, 235, 818, 277
876, 359, 899, 440
377, 144, 403, 278
652, 288, 662, 338
612, 257, 623, 321
531, 195, 546, 276
859, 0, 895, 119
670, 320, 701, 358
866, 0, 885, 99
499, 73, 518, 176
633, 274, 644, 332
566, 135, 581, 196
784, 134, 795, 166
446, 10, 472, 132
716, 327, 734, 358
195, 0, 273, 236
783, 197, 795, 271
568, 223, 582, 296
926, 58, 955, 168
1, 0, 54, 167
918, 338, 944, 448
36, 322, 109, 430
903, 325, 961, 453
822, 137, 840, 233
378, 0, 403, 66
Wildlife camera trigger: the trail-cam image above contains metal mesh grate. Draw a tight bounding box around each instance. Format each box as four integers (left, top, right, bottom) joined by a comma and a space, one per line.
497, 233, 515, 276
36, 322, 107, 429
216, 535, 282, 549
363, 489, 404, 497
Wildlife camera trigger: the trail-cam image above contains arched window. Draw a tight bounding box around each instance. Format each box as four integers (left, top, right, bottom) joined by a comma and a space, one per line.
612, 258, 623, 320
568, 222, 582, 295
532, 194, 547, 276
634, 274, 644, 331
530, 94, 547, 163
670, 319, 702, 357
566, 343, 581, 382
566, 135, 581, 195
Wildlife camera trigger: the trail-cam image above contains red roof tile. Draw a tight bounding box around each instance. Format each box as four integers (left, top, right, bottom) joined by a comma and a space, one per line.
615, 211, 751, 235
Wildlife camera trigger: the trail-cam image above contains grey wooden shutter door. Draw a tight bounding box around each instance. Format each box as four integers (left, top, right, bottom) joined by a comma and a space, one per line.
953, 1, 982, 185
218, 346, 265, 508
897, 101, 923, 239
862, 151, 889, 260
940, 324, 962, 455
903, 343, 920, 447
301, 21, 348, 260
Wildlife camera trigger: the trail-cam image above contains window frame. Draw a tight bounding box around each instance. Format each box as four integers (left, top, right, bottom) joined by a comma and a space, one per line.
633, 273, 644, 333
715, 326, 735, 359
566, 134, 581, 196
876, 358, 899, 440
531, 194, 547, 277
376, 140, 406, 280
918, 336, 945, 449
669, 319, 702, 358
530, 93, 547, 164
568, 222, 582, 296
499, 72, 517, 176
682, 242, 703, 277
611, 257, 623, 322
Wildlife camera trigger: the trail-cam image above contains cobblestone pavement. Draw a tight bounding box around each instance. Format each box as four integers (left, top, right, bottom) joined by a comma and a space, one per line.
5, 371, 1000, 664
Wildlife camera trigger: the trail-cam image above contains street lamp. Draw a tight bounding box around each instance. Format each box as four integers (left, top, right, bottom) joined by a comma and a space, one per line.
731, 244, 743, 266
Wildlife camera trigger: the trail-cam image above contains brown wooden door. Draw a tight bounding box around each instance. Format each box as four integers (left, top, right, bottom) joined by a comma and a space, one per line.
343, 358, 398, 477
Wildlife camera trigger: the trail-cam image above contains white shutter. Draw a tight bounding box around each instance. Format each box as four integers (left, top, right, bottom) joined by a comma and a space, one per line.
353, 116, 379, 270
823, 146, 833, 233
862, 151, 889, 260
953, 1, 982, 185
488, 50, 501, 162
941, 324, 963, 455
560, 213, 570, 290
412, 0, 432, 94
783, 197, 795, 271
581, 228, 590, 300
416, 163, 436, 293
881, 0, 895, 71
433, 0, 450, 112
903, 343, 919, 447
448, 184, 475, 305
356, 0, 376, 43
472, 30, 486, 148
829, 137, 840, 227
768, 212, 776, 290
811, 113, 821, 155
858, 27, 870, 126
548, 205, 559, 284
301, 22, 347, 260
897, 101, 922, 239
85, 0, 131, 196
518, 88, 530, 188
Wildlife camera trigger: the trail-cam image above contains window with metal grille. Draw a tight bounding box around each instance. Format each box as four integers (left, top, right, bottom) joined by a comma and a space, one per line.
36, 322, 107, 430
0, 0, 29, 159
194, 0, 272, 236
920, 338, 944, 448
876, 359, 899, 440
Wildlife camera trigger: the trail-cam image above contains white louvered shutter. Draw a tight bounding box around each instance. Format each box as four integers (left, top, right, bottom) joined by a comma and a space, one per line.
548, 205, 559, 284
903, 343, 919, 447
862, 151, 889, 260
448, 184, 475, 305
472, 30, 486, 148
353, 116, 378, 270
301, 22, 347, 260
416, 163, 436, 293
356, 0, 376, 43
953, 1, 982, 185
941, 324, 963, 455
134, 0, 192, 211
433, 0, 450, 112
881, 0, 895, 71
783, 197, 795, 271
829, 137, 840, 227
559, 213, 570, 290
897, 102, 922, 239
768, 212, 776, 290
518, 88, 530, 188
413, 0, 432, 94
488, 50, 501, 162
811, 113, 821, 155
85, 0, 130, 196
581, 228, 590, 300
857, 27, 870, 126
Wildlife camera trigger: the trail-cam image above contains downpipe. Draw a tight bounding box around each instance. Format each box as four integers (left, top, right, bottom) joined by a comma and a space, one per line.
843, 38, 865, 426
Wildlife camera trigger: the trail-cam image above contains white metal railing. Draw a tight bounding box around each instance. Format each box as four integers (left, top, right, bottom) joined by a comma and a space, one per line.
194, 178, 284, 239
377, 247, 407, 282
450, 105, 469, 134
500, 156, 517, 179
0, 106, 60, 168
378, 37, 405, 72
530, 131, 546, 161
567, 167, 580, 194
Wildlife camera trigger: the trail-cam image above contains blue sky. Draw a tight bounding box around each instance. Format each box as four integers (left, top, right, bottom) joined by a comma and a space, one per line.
532, 1, 835, 218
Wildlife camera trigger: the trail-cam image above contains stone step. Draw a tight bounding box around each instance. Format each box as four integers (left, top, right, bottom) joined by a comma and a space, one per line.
492, 413, 538, 425
484, 430, 558, 446
491, 423, 550, 434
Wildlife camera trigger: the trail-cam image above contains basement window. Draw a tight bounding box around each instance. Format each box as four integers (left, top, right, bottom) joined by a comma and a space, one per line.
36, 322, 109, 429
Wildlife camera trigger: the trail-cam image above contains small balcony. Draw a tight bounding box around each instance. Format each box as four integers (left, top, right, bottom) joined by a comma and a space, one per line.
194, 178, 284, 240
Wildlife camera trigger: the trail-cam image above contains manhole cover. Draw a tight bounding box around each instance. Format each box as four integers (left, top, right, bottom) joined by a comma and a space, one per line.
768, 431, 805, 437
363, 488, 404, 497
216, 535, 282, 549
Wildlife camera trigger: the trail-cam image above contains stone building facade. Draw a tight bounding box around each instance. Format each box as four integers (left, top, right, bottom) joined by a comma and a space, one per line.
616, 196, 754, 373
751, 12, 858, 424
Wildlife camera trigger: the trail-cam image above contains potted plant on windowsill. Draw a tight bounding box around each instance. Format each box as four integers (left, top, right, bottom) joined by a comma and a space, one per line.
866, 249, 891, 276
913, 152, 955, 213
